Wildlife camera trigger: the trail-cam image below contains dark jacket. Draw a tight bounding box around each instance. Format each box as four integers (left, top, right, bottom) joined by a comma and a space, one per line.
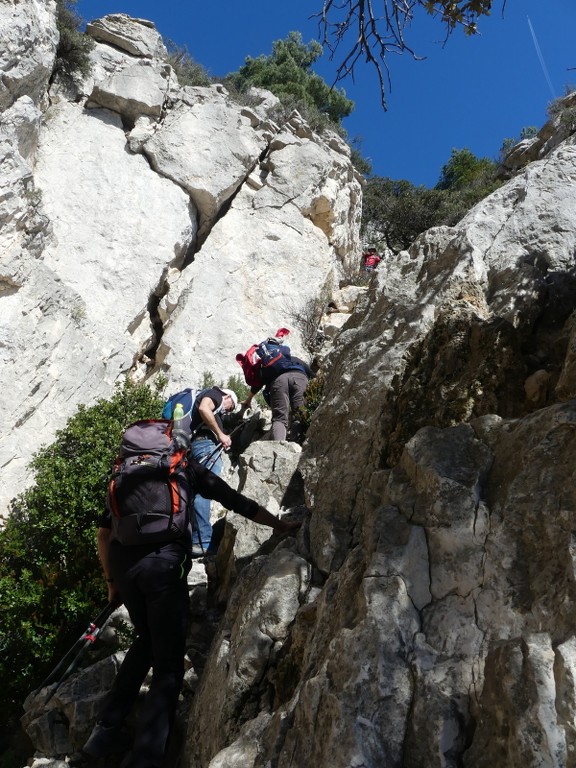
252, 347, 312, 391
99, 457, 259, 553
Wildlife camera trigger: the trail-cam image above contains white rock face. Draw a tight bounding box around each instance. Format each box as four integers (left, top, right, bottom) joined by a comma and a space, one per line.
0, 0, 58, 110
0, 10, 361, 518
156, 177, 339, 388
35, 100, 194, 334
1, 95, 43, 161
322, 311, 350, 338
21, 7, 576, 768
85, 14, 167, 59
142, 89, 272, 236
88, 59, 172, 120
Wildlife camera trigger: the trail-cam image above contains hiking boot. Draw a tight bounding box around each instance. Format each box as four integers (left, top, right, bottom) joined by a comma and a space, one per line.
82, 721, 126, 758
119, 749, 161, 768
191, 544, 206, 558
119, 751, 133, 768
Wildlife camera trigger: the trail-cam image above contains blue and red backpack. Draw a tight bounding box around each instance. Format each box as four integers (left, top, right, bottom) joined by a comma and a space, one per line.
236, 328, 293, 388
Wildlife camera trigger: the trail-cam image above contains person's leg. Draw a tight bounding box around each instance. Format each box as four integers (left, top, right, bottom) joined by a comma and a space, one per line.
288, 371, 308, 411
269, 374, 290, 440
190, 438, 222, 551
124, 546, 191, 768
83, 547, 153, 757
287, 371, 309, 442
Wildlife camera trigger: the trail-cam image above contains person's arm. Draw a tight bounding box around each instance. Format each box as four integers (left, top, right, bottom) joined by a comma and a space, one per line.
241, 384, 262, 409
97, 527, 122, 605
252, 505, 301, 533
190, 460, 301, 534
198, 396, 231, 449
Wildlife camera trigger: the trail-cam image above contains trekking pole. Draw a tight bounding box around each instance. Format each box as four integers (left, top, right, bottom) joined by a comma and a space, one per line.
38, 601, 119, 697
201, 414, 253, 471
203, 443, 225, 471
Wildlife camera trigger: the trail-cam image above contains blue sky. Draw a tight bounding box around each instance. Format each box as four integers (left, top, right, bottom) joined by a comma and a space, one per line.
76, 0, 575, 188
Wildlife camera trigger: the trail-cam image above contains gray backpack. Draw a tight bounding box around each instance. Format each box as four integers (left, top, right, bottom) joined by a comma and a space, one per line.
108, 419, 191, 545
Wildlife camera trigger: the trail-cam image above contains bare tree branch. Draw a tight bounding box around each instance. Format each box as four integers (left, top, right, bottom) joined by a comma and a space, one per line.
315, 0, 502, 109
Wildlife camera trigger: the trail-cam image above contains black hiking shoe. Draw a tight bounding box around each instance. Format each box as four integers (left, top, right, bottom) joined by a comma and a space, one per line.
82, 721, 127, 758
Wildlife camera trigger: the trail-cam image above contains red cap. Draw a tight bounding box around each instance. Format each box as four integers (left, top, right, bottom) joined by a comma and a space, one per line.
275, 327, 290, 338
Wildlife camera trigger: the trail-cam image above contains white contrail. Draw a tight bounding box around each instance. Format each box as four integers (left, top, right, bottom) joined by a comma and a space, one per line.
527, 16, 556, 99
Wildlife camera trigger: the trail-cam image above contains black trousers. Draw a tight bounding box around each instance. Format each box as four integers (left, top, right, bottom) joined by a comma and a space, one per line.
103, 541, 191, 768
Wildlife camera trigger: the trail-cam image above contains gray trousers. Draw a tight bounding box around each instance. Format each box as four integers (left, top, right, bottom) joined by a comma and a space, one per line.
269, 370, 308, 440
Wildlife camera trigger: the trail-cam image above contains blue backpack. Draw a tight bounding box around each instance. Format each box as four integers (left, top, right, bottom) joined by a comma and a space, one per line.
162, 387, 227, 439
257, 339, 295, 374
255, 339, 283, 367
162, 388, 197, 433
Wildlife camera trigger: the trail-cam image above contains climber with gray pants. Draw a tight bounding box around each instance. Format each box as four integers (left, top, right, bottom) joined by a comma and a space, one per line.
238, 328, 313, 442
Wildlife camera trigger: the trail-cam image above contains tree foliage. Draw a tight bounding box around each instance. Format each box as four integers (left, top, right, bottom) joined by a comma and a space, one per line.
349, 137, 373, 176
0, 379, 164, 743
226, 31, 354, 125
362, 148, 500, 252
53, 0, 94, 79
317, 0, 502, 108
436, 147, 497, 191
362, 178, 446, 253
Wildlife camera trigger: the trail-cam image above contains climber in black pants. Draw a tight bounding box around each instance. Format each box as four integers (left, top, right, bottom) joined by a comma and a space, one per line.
83, 459, 299, 768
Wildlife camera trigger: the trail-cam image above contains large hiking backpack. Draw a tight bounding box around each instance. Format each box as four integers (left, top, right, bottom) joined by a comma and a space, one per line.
236, 338, 294, 387
256, 339, 285, 367
236, 327, 292, 388
108, 419, 191, 546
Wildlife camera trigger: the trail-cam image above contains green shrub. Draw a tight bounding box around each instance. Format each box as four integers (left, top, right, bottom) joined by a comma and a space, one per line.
0, 379, 164, 744
54, 0, 94, 80
435, 147, 497, 192
225, 374, 251, 403
362, 177, 447, 253
298, 374, 325, 437
350, 144, 372, 177
198, 370, 217, 390
165, 40, 212, 87
266, 94, 343, 135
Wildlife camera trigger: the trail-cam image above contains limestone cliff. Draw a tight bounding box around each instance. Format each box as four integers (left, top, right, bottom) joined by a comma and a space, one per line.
6, 2, 576, 768
0, 7, 361, 520
182, 97, 576, 767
